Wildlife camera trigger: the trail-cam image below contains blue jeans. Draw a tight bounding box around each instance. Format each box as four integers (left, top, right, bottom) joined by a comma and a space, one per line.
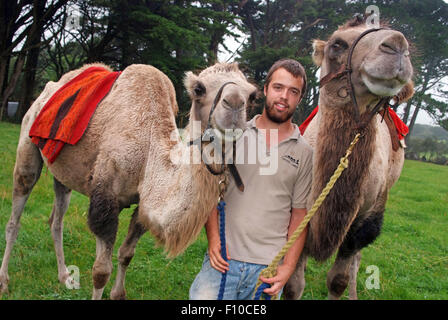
189, 253, 281, 300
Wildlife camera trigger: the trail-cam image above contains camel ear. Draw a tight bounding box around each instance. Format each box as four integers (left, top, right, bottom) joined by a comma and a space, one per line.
312, 39, 326, 67
184, 71, 206, 98
394, 81, 415, 104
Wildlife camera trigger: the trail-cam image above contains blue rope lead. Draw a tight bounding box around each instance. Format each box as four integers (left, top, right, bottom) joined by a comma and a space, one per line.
217, 200, 227, 300
253, 282, 272, 300
216, 200, 272, 300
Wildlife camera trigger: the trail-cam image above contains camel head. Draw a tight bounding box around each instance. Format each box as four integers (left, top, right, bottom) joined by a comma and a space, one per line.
184, 62, 257, 142
313, 16, 414, 114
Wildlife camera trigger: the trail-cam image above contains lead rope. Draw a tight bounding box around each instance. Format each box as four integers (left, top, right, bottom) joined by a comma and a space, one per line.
217, 200, 227, 300
217, 176, 229, 300
253, 133, 362, 300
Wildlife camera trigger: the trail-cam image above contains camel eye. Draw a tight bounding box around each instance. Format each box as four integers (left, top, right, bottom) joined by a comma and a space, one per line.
249, 91, 257, 102
331, 39, 348, 51
194, 82, 206, 96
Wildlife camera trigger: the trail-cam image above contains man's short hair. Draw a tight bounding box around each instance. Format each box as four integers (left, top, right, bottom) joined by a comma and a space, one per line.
265, 59, 307, 100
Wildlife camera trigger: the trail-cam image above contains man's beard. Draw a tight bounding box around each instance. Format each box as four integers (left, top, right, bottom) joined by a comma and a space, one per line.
265, 102, 295, 123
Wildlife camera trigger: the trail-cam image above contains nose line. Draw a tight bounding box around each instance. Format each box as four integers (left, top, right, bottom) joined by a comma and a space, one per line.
381, 33, 408, 54
280, 88, 288, 99
232, 109, 240, 125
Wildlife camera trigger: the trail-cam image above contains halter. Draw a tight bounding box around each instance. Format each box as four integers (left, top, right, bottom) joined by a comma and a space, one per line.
188, 81, 245, 191
319, 27, 392, 131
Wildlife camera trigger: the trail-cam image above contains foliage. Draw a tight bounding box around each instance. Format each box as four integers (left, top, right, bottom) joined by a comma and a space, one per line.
406, 137, 448, 164
406, 123, 448, 164
411, 123, 448, 141
237, 0, 356, 123
0, 0, 447, 131
379, 0, 448, 137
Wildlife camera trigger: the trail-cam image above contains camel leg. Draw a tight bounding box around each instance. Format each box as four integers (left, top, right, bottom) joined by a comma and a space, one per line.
327, 212, 383, 300
87, 185, 120, 300
0, 141, 43, 294
48, 178, 73, 286
348, 251, 361, 300
283, 254, 308, 300
326, 253, 355, 300
110, 206, 147, 300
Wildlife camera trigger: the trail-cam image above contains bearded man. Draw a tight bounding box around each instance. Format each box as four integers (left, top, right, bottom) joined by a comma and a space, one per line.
190, 59, 313, 300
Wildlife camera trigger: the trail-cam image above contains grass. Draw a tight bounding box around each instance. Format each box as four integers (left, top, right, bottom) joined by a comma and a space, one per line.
0, 121, 447, 300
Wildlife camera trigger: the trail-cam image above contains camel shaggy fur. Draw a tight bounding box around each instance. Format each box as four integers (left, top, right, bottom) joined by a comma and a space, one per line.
284, 17, 414, 300
0, 62, 257, 299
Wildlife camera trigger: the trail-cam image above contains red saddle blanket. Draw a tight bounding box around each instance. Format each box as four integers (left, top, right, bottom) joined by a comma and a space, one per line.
29, 66, 121, 163
299, 106, 409, 140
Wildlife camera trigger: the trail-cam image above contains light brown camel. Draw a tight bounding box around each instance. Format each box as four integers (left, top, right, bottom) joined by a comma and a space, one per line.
284, 17, 414, 300
0, 62, 257, 299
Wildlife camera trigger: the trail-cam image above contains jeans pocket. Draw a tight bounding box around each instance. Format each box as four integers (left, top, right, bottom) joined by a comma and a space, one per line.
201, 252, 212, 272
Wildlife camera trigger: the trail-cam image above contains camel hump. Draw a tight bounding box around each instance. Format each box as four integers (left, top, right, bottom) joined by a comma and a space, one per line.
120, 64, 178, 115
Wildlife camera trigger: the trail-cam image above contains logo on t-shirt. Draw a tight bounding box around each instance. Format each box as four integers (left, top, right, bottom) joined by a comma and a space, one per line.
282, 154, 300, 168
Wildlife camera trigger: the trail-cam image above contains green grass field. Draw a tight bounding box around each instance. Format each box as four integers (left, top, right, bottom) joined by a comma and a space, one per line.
0, 121, 447, 300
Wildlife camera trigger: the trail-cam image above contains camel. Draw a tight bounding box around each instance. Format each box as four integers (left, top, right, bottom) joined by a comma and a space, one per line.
0, 62, 257, 299
284, 17, 414, 300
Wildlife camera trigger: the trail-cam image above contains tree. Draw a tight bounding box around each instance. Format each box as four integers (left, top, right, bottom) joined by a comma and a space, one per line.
115, 0, 241, 126
0, 0, 69, 121
1, 0, 242, 125
375, 0, 448, 142
237, 0, 355, 123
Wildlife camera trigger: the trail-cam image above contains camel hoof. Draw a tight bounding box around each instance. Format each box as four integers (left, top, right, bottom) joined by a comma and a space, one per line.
0, 275, 10, 295
64, 275, 80, 290
110, 289, 126, 300
58, 270, 70, 284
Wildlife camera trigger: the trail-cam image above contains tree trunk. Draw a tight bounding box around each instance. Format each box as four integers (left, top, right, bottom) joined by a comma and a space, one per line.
0, 53, 26, 121
16, 45, 41, 121
15, 0, 46, 122
263, 0, 270, 46
402, 98, 412, 123
0, 57, 10, 120
405, 100, 421, 145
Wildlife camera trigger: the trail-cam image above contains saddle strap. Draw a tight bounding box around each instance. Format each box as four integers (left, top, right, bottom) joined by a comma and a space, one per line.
380, 108, 400, 152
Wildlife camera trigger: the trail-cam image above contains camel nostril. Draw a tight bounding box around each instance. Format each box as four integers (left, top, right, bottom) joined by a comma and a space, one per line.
380, 42, 398, 54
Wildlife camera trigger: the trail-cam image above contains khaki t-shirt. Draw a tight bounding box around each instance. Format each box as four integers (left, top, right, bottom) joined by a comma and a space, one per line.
224, 115, 313, 265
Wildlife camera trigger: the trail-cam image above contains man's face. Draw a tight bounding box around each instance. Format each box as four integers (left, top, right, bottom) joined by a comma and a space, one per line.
263, 68, 304, 123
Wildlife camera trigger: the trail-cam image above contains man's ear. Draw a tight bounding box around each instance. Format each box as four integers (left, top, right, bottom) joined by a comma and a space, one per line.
312, 39, 326, 67
184, 71, 206, 98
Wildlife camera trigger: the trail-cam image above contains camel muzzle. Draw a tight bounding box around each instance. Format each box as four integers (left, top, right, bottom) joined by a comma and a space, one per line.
188, 81, 245, 191
319, 27, 397, 131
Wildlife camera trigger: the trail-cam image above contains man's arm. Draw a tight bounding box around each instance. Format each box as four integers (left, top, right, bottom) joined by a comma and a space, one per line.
259, 207, 308, 296
205, 206, 230, 273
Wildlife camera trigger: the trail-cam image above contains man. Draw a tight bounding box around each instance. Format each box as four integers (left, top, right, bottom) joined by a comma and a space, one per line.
189, 59, 313, 300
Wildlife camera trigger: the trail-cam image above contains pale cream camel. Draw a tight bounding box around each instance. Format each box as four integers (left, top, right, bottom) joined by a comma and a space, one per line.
284, 17, 414, 300
0, 62, 257, 299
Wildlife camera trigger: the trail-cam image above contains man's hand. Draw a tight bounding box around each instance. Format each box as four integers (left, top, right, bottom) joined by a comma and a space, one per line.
259, 264, 295, 296
259, 207, 308, 297
205, 206, 231, 273
208, 235, 231, 274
